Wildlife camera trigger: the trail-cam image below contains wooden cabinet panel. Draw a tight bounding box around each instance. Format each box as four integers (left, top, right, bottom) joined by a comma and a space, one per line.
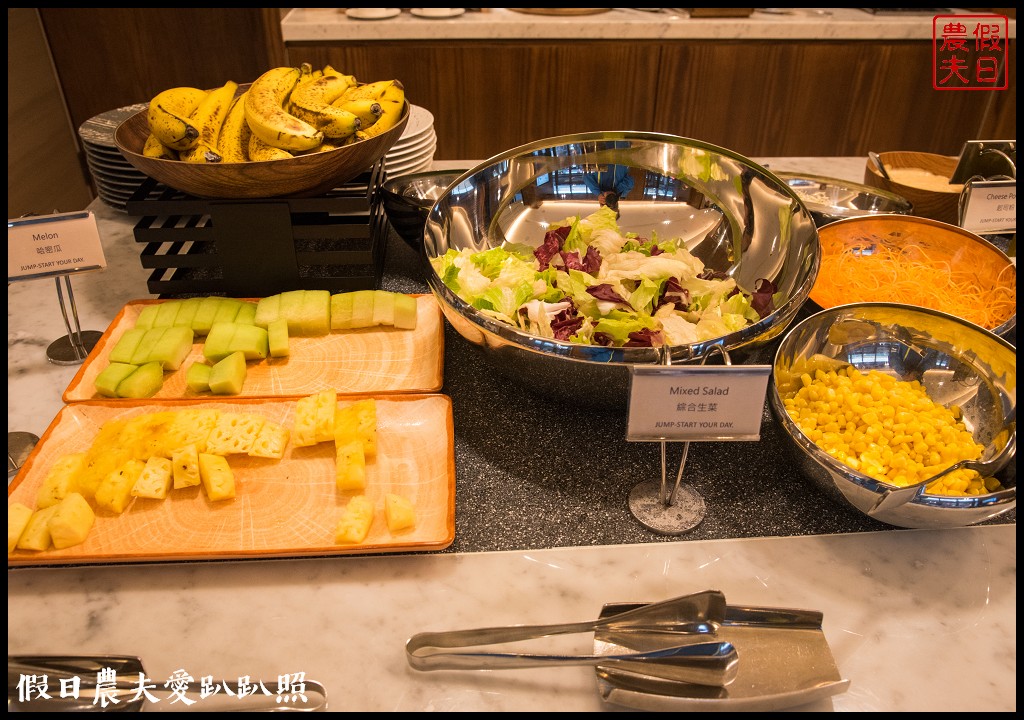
654, 40, 1016, 158
289, 38, 1015, 161
288, 41, 662, 160
39, 9, 285, 135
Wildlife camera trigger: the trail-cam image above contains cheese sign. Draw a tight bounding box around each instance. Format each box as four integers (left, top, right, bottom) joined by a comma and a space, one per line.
626, 365, 771, 442
959, 179, 1015, 236
8, 211, 107, 282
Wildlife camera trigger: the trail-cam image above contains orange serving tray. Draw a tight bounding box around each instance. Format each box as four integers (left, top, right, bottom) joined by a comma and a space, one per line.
62, 295, 444, 402
7, 395, 455, 566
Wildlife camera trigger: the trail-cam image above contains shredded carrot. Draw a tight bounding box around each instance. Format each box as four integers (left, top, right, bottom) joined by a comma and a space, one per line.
811, 231, 1016, 331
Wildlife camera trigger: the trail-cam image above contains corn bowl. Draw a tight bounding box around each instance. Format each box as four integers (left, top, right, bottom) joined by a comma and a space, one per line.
769, 302, 1016, 529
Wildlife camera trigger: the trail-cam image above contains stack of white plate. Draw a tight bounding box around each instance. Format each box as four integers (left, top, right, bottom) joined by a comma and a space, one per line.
78, 103, 149, 211
384, 104, 436, 178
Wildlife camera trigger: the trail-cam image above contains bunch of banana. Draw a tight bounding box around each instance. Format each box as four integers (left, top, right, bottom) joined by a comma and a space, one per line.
140, 65, 406, 165
147, 87, 209, 151
179, 80, 238, 163
216, 93, 251, 163
335, 79, 406, 141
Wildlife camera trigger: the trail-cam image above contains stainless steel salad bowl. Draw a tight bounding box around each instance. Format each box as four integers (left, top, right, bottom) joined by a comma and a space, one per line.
422, 132, 820, 407
775, 172, 913, 227
769, 303, 1016, 529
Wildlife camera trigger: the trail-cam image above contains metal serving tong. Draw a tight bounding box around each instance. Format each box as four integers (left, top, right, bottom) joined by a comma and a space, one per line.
407, 590, 745, 687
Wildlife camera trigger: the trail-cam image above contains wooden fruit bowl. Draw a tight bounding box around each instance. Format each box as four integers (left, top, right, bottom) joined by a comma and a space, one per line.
114, 89, 409, 199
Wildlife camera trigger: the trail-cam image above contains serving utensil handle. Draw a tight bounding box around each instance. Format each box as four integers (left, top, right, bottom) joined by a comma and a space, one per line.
406, 637, 739, 687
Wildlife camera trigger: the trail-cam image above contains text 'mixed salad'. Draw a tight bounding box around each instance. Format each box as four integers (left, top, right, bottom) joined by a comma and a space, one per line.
431, 206, 778, 348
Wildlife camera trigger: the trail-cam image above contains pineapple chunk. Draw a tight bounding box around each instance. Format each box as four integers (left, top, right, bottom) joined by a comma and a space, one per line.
95, 459, 146, 513
48, 493, 96, 549
334, 495, 374, 544
8, 503, 34, 554
335, 440, 366, 490
198, 453, 236, 501
132, 456, 174, 499
248, 421, 290, 460
333, 398, 377, 458
293, 390, 335, 447
165, 409, 220, 453
16, 505, 59, 551
172, 444, 202, 489
384, 493, 416, 533
315, 390, 338, 443
204, 412, 266, 455
36, 452, 86, 509
121, 411, 179, 460
77, 418, 131, 498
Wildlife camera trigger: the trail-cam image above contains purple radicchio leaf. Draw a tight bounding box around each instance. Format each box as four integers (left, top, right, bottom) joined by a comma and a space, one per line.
534, 225, 571, 269
751, 277, 778, 319
624, 328, 662, 347
586, 284, 630, 305
658, 277, 691, 311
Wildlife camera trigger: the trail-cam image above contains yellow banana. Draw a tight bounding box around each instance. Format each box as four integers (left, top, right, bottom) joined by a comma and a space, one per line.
297, 61, 314, 87
332, 98, 382, 128
179, 80, 237, 163
181, 142, 223, 164
321, 65, 357, 88
353, 82, 406, 141
288, 75, 362, 139
248, 133, 295, 162
338, 79, 402, 104
244, 66, 323, 152
377, 81, 406, 108
147, 87, 208, 151
217, 92, 251, 163
142, 133, 177, 160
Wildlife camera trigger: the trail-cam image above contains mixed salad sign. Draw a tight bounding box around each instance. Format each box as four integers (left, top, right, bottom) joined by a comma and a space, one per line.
430, 206, 778, 348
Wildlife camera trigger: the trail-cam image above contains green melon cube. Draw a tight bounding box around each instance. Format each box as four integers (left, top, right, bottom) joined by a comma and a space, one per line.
203, 322, 238, 363
147, 325, 195, 371
185, 362, 212, 393
108, 328, 148, 365
393, 294, 419, 330
254, 294, 281, 328
278, 290, 306, 334
231, 324, 269, 360
192, 297, 224, 336
268, 318, 290, 358
330, 292, 355, 330
134, 304, 161, 330
209, 351, 247, 395
295, 290, 331, 336
213, 298, 244, 325
115, 361, 165, 399
173, 297, 203, 328
349, 290, 376, 329
153, 300, 182, 328
372, 290, 396, 326
129, 328, 167, 365
94, 362, 139, 398
235, 301, 257, 326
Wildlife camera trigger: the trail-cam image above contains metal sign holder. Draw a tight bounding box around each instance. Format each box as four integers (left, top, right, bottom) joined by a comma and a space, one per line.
46, 273, 103, 365
950, 140, 1016, 185
627, 345, 733, 535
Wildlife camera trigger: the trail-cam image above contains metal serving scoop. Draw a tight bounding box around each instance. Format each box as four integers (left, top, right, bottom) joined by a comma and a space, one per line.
868, 151, 893, 181
8, 655, 328, 712
868, 415, 1016, 515
406, 590, 739, 687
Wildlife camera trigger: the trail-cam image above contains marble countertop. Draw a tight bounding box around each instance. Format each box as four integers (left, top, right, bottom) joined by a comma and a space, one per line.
8, 527, 1016, 711
7, 157, 1016, 711
281, 7, 1016, 42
